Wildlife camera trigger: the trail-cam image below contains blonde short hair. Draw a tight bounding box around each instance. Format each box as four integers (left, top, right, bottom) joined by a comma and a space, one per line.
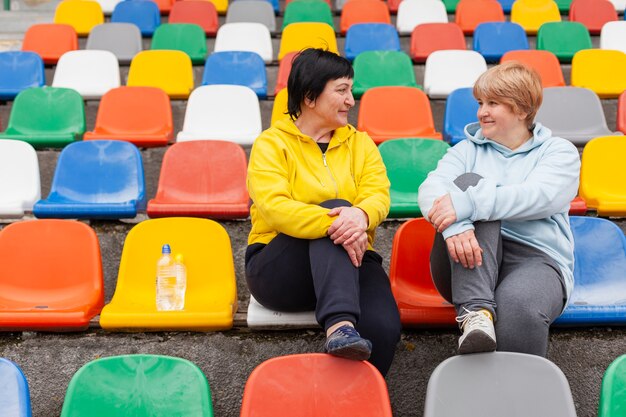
473, 61, 543, 128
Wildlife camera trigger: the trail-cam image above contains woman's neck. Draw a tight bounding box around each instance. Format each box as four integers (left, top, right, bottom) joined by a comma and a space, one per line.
294, 116, 333, 143
493, 125, 533, 150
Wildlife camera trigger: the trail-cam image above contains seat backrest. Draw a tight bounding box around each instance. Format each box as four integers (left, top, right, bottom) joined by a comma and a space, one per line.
240, 354, 392, 417
0, 358, 31, 417
473, 22, 529, 62
60, 355, 213, 417
202, 51, 267, 98
536, 21, 592, 62
274, 52, 298, 94
151, 23, 207, 65
423, 50, 487, 98
599, 354, 626, 417
271, 88, 289, 125
278, 22, 337, 60
340, 0, 391, 34
52, 50, 120, 99
225, 0, 276, 32
344, 23, 400, 61
127, 50, 194, 99
618, 91, 626, 134
94, 0, 122, 14
352, 50, 418, 98
0, 140, 40, 214
0, 51, 45, 100
511, 0, 561, 34
54, 0, 104, 36
110, 0, 160, 36
601, 21, 626, 54
570, 0, 617, 34
282, 0, 334, 29
443, 87, 478, 144
169, 0, 219, 35
86, 23, 142, 64
500, 50, 565, 87
455, 0, 505, 34
214, 22, 273, 63
410, 22, 466, 63
22, 23, 77, 65
571, 49, 626, 98
396, 0, 448, 34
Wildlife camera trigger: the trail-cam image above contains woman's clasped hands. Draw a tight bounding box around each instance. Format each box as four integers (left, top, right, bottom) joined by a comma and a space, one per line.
327, 206, 369, 268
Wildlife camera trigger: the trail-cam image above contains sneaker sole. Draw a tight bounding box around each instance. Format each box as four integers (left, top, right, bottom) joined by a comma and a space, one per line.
458, 330, 497, 355
326, 341, 372, 361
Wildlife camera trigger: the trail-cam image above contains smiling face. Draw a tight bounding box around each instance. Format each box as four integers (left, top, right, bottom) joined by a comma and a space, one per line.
305, 77, 355, 131
476, 96, 529, 146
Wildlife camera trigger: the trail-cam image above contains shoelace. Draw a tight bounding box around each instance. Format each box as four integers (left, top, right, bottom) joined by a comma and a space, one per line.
455, 309, 491, 331
332, 325, 360, 339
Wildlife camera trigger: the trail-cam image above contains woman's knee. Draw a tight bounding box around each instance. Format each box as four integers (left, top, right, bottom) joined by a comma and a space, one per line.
319, 199, 351, 209
454, 173, 483, 191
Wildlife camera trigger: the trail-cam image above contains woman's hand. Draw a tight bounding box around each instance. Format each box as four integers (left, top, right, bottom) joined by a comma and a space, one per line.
342, 232, 368, 267
428, 194, 457, 233
445, 229, 483, 269
328, 206, 369, 267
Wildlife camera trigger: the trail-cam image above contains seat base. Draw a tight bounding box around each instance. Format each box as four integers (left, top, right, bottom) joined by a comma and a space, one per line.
247, 296, 318, 330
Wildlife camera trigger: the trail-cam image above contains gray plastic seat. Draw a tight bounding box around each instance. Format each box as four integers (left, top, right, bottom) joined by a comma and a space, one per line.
424, 352, 577, 417
535, 86, 623, 145
86, 23, 142, 64
225, 1, 276, 33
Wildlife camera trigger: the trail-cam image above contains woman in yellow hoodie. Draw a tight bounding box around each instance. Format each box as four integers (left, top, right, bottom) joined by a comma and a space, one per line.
246, 49, 401, 376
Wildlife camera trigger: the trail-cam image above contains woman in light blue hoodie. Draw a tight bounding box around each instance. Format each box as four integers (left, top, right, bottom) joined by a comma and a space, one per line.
418, 62, 580, 356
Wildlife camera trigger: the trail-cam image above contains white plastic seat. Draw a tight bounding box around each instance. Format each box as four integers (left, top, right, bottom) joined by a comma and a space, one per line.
177, 85, 262, 145
247, 296, 318, 329
95, 0, 122, 14
214, 22, 273, 64
608, 0, 626, 11
396, 0, 448, 35
424, 50, 488, 99
601, 21, 626, 54
52, 50, 120, 99
0, 140, 41, 218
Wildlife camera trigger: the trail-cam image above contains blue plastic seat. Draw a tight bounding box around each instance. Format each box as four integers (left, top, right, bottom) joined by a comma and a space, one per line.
0, 51, 44, 100
473, 22, 529, 62
33, 140, 146, 219
497, 0, 515, 12
344, 23, 401, 61
554, 216, 626, 326
443, 87, 478, 145
0, 358, 31, 417
202, 51, 267, 99
111, 0, 161, 36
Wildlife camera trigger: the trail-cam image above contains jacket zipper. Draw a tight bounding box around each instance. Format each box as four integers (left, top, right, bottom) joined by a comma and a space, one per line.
322, 152, 339, 198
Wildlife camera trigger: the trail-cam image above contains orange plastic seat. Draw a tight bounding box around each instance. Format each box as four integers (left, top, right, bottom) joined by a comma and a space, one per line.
389, 218, 456, 326
22, 24, 78, 65
274, 51, 297, 95
455, 0, 504, 34
0, 220, 104, 331
147, 141, 249, 219
410, 22, 466, 63
569, 0, 617, 35
618, 91, 626, 134
500, 50, 565, 87
357, 86, 441, 144
340, 0, 391, 35
153, 0, 174, 14
169, 0, 219, 35
240, 354, 393, 417
84, 87, 172, 147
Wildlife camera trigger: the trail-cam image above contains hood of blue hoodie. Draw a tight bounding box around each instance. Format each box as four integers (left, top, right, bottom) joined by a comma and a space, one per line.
464, 122, 553, 156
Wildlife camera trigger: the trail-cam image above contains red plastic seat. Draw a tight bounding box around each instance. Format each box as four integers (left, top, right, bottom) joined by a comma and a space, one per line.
501, 50, 565, 87
388, 0, 401, 13
147, 140, 249, 219
340, 0, 391, 35
274, 51, 298, 95
21, 23, 78, 65
389, 218, 456, 326
618, 91, 626, 134
0, 220, 104, 331
410, 23, 466, 63
455, 0, 504, 34
569, 196, 587, 215
84, 86, 173, 147
168, 0, 219, 35
154, 0, 174, 14
569, 0, 617, 35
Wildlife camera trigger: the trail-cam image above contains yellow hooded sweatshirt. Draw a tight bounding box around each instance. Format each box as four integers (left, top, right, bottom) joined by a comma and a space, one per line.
247, 118, 390, 249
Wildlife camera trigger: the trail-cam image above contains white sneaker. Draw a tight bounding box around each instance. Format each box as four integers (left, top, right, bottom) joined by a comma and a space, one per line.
456, 309, 497, 354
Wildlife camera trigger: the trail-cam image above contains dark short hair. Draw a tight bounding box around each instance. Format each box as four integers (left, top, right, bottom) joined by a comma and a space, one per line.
286, 48, 354, 121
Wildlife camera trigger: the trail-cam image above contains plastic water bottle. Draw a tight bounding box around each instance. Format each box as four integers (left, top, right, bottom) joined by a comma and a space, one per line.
173, 253, 187, 310
156, 244, 177, 311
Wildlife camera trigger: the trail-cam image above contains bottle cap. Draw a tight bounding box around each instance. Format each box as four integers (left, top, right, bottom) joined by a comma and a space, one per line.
162, 244, 171, 254
175, 253, 184, 263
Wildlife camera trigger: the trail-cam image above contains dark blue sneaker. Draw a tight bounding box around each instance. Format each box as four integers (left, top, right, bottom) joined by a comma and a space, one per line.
324, 325, 372, 361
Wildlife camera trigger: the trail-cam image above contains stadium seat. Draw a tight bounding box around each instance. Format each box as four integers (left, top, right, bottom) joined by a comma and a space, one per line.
94, 0, 121, 14
99, 217, 237, 331
151, 23, 207, 64
344, 23, 401, 61
571, 49, 626, 98
618, 91, 626, 134
60, 355, 213, 417
177, 85, 262, 144
240, 354, 392, 417
127, 50, 194, 99
34, 140, 146, 219
352, 50, 418, 98
423, 50, 487, 99
535, 87, 621, 145
278, 22, 338, 61
209, 0, 228, 14
0, 220, 104, 331
379, 139, 449, 218
536, 21, 592, 63
601, 21, 626, 54
569, 196, 587, 215
54, 0, 104, 36
424, 353, 577, 417
21, 23, 77, 65
358, 87, 441, 144
0, 140, 40, 218
473, 22, 529, 63
570, 0, 617, 35
271, 88, 289, 125
84, 86, 173, 147
282, 0, 334, 30
442, 87, 478, 145
511, 0, 561, 34
554, 0, 572, 11
246, 296, 317, 329
202, 51, 267, 98
111, 0, 160, 36
274, 52, 296, 94
387, 0, 401, 13
500, 50, 565, 87
225, 0, 276, 32
86, 23, 142, 64
147, 140, 249, 219
340, 0, 391, 35
0, 87, 85, 149
214, 22, 273, 64
287, 0, 331, 7
441, 0, 460, 12
0, 51, 45, 100
52, 50, 120, 99
497, 0, 515, 12
410, 23, 466, 63
169, 0, 219, 35
599, 354, 626, 417
0, 358, 31, 417
455, 0, 505, 34
396, 0, 448, 35
554, 216, 626, 325
608, 0, 626, 10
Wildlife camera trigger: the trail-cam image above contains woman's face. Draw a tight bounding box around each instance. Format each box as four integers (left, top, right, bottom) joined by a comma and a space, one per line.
306, 77, 355, 130
476, 96, 528, 144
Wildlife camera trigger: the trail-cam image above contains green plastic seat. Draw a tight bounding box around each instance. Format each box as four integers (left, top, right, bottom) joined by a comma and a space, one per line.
151, 23, 207, 65
60, 354, 214, 417
352, 50, 419, 98
599, 354, 626, 417
554, 0, 572, 12
442, 0, 460, 12
282, 0, 334, 30
0, 86, 85, 149
537, 21, 592, 63
379, 138, 449, 218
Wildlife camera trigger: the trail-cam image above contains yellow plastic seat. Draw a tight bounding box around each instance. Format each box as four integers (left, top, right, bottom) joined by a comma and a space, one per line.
127, 50, 194, 99
209, 0, 228, 14
99, 217, 237, 331
571, 49, 626, 99
271, 88, 289, 126
580, 136, 626, 217
511, 0, 561, 34
54, 0, 104, 36
278, 22, 338, 61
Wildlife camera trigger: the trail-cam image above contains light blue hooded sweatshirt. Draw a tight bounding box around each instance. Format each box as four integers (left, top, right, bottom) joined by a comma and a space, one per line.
418, 122, 581, 300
